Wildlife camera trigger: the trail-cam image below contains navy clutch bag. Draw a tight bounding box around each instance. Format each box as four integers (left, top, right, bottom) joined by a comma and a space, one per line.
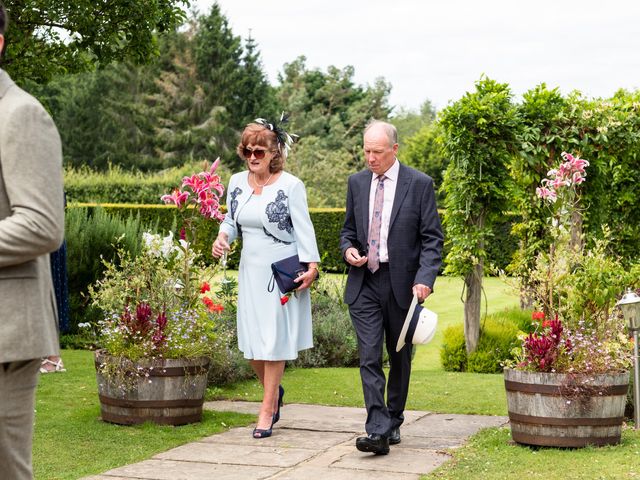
268, 254, 308, 294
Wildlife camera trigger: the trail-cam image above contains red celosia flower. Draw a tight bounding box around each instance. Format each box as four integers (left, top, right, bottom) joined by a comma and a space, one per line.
133, 302, 153, 336
532, 311, 545, 321
200, 282, 211, 294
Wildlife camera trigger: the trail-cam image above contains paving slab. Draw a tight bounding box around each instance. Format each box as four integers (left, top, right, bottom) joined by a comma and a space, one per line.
200, 425, 355, 449
333, 447, 451, 475
205, 400, 428, 432
155, 441, 316, 468
403, 413, 508, 438
83, 477, 134, 480
271, 465, 421, 480
96, 459, 281, 480
82, 403, 508, 480
389, 434, 466, 450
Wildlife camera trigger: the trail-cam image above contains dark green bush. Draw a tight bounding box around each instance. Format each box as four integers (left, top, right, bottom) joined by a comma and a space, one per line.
440, 326, 467, 371
292, 276, 359, 368
441, 308, 533, 373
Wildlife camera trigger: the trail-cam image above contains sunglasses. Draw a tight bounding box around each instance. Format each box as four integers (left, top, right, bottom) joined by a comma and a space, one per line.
242, 147, 271, 160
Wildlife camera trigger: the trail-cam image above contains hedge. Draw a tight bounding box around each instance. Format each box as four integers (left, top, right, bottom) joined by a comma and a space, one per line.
68, 203, 518, 273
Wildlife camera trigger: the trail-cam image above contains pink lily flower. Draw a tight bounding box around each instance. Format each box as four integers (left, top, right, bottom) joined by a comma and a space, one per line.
182, 174, 206, 193
209, 157, 220, 174
161, 188, 190, 207
572, 171, 586, 184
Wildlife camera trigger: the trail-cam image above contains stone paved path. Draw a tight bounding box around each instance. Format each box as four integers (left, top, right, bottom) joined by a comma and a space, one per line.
84, 401, 508, 480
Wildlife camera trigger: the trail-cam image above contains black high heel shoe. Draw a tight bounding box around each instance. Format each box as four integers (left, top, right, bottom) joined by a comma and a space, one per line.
252, 416, 274, 439
272, 385, 285, 425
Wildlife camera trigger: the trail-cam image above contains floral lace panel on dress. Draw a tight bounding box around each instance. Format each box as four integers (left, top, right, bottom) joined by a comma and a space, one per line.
265, 190, 293, 233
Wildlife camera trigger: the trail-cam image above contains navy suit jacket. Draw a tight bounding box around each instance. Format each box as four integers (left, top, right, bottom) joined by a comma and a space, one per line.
339, 162, 444, 310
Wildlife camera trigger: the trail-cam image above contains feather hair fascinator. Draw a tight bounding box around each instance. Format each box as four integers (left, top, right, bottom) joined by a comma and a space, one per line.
254, 112, 299, 157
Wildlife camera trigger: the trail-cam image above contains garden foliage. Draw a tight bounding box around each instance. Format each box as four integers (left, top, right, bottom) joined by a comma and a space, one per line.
441, 308, 532, 373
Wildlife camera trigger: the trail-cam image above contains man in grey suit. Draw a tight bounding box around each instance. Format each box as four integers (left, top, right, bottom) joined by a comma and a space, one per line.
340, 120, 443, 455
0, 3, 65, 478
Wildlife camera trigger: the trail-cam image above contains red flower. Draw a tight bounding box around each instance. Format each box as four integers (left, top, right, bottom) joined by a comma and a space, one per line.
200, 282, 211, 294
202, 297, 214, 308
210, 303, 224, 313
542, 320, 552, 328
280, 295, 290, 305
202, 296, 223, 313
532, 311, 545, 321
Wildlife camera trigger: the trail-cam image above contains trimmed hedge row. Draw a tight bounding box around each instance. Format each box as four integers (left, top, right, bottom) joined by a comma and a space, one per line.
69, 204, 348, 271
69, 203, 517, 272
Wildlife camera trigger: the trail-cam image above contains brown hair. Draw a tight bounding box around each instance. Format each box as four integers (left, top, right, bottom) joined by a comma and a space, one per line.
236, 123, 285, 173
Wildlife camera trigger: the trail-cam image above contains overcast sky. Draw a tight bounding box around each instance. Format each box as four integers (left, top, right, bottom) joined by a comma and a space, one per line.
192, 0, 640, 113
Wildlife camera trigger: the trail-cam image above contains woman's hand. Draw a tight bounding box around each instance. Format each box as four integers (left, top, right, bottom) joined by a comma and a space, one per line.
211, 234, 230, 258
294, 263, 319, 290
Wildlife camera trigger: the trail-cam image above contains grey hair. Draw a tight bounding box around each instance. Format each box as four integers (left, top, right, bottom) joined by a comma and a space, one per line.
364, 120, 398, 146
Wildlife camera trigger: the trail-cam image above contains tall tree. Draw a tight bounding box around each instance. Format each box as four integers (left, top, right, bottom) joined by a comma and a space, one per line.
276, 56, 392, 206
193, 3, 275, 170
236, 34, 276, 123
402, 122, 447, 200
392, 99, 437, 143
1, 0, 189, 84
440, 77, 519, 353
148, 24, 228, 167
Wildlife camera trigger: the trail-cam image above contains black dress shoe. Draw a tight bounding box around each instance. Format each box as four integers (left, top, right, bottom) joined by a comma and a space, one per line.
389, 427, 401, 445
356, 434, 390, 455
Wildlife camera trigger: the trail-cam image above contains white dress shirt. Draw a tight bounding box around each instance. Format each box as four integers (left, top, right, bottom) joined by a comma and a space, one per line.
368, 159, 399, 263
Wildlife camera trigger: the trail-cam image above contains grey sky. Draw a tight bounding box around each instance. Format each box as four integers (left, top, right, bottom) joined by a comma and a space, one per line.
193, 0, 640, 112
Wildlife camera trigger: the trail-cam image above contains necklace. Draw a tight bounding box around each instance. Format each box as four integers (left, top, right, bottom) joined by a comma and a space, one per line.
252, 172, 273, 188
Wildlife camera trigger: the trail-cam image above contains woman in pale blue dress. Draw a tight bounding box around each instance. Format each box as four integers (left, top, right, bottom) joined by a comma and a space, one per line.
212, 118, 320, 438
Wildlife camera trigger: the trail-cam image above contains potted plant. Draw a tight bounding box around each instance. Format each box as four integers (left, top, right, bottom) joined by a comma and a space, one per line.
90, 160, 226, 425
504, 152, 640, 447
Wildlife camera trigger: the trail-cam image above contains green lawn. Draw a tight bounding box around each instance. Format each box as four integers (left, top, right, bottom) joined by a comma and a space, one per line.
35, 275, 640, 479
34, 350, 253, 480
212, 276, 520, 415
426, 426, 640, 479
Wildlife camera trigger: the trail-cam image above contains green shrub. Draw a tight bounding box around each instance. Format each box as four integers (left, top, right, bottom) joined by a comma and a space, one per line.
441, 308, 533, 373
441, 326, 467, 371
66, 207, 155, 331
292, 275, 359, 368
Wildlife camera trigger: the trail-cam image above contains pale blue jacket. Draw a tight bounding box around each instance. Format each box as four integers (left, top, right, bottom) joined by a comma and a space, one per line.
219, 170, 321, 263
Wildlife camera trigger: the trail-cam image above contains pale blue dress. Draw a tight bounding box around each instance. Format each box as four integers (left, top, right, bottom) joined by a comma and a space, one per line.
221, 172, 319, 361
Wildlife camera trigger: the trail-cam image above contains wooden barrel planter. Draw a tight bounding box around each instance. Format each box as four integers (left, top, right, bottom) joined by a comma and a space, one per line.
504, 368, 629, 447
95, 350, 210, 426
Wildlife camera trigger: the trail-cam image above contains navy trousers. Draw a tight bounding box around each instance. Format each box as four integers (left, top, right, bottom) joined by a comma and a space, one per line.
349, 264, 413, 436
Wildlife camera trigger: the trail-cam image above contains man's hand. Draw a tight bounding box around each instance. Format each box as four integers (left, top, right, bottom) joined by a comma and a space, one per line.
345, 247, 368, 267
413, 283, 432, 303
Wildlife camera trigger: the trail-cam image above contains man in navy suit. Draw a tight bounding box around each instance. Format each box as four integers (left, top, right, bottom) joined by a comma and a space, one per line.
340, 120, 443, 454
